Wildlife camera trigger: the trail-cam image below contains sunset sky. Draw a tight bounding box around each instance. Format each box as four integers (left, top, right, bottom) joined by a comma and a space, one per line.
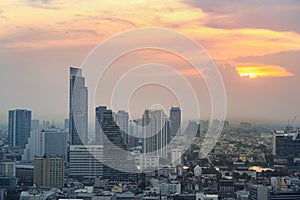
0, 0, 300, 126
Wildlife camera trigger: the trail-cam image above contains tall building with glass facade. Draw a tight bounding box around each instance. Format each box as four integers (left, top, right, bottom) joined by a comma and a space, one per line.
170, 107, 181, 139
101, 109, 136, 182
142, 109, 169, 159
69, 67, 88, 145
115, 110, 129, 146
8, 109, 32, 148
95, 106, 107, 144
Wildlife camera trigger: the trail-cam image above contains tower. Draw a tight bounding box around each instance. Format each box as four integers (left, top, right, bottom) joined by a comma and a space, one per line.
170, 107, 181, 139
142, 109, 169, 159
8, 109, 32, 148
95, 106, 107, 144
115, 110, 129, 146
69, 67, 88, 145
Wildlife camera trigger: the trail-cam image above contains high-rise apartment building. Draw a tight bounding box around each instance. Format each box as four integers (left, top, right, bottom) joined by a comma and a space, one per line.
34, 155, 64, 188
69, 67, 88, 145
142, 109, 169, 159
8, 109, 32, 148
115, 110, 129, 146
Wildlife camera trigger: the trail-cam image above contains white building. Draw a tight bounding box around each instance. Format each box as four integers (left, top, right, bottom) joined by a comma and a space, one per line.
69, 145, 103, 178
171, 148, 183, 167
142, 109, 169, 159
115, 110, 129, 145
22, 127, 67, 161
138, 155, 159, 172
196, 192, 218, 200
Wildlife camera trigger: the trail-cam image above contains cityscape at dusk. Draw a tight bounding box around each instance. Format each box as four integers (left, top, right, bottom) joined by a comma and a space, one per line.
0, 0, 300, 199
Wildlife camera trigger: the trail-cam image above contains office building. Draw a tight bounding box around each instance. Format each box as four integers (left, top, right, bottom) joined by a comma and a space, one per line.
171, 148, 183, 167
8, 109, 32, 148
95, 106, 107, 144
142, 109, 169, 159
69, 145, 103, 178
31, 119, 39, 131
69, 67, 88, 145
34, 155, 64, 188
169, 107, 181, 139
22, 127, 68, 161
115, 110, 129, 146
101, 109, 136, 182
249, 185, 269, 200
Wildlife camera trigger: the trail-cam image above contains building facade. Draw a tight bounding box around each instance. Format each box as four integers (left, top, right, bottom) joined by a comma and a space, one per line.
142, 109, 169, 159
34, 155, 64, 188
69, 67, 88, 145
69, 145, 103, 178
8, 109, 32, 148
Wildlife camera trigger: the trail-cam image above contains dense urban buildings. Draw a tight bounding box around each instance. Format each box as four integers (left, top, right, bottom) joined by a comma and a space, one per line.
69, 67, 88, 145
8, 109, 32, 148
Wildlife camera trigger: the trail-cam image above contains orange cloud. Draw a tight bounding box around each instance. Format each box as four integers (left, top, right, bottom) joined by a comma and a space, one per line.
235, 65, 293, 78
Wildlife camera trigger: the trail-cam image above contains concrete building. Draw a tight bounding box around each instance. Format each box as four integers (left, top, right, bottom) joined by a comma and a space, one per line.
34, 155, 64, 188
196, 192, 218, 200
0, 160, 16, 177
69, 145, 103, 178
22, 127, 67, 161
249, 185, 269, 200
171, 148, 183, 167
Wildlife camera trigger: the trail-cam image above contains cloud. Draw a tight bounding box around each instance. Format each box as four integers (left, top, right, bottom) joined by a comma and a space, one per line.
0, 26, 101, 48
235, 50, 300, 76
183, 0, 300, 33
100, 17, 137, 27
26, 0, 62, 9
235, 65, 293, 78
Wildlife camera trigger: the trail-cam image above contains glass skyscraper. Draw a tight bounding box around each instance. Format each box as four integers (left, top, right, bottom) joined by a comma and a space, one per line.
8, 109, 32, 148
69, 67, 88, 145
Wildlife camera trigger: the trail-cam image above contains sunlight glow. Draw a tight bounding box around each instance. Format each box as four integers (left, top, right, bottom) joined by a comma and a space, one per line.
236, 65, 293, 79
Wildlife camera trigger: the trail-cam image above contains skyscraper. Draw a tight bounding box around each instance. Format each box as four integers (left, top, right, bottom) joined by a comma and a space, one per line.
95, 106, 107, 144
69, 67, 88, 145
101, 109, 136, 182
142, 109, 169, 159
115, 110, 129, 146
170, 107, 181, 139
8, 109, 32, 148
